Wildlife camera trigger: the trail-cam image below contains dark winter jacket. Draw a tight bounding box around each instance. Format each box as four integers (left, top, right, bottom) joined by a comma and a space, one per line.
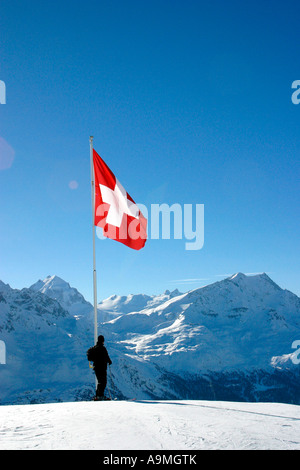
89, 343, 112, 373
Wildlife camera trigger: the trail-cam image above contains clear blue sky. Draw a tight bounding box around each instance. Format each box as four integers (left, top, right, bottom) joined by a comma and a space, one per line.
0, 0, 300, 302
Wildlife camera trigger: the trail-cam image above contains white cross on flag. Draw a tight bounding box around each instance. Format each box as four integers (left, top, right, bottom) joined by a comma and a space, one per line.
93, 149, 147, 250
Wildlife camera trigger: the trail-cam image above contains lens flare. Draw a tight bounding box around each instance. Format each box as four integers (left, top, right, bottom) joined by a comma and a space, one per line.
0, 137, 15, 170
68, 180, 79, 190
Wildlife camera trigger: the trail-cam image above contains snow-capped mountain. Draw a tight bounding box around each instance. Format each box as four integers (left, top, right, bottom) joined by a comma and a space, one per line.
0, 280, 93, 404
0, 273, 300, 405
102, 272, 300, 402
106, 272, 300, 372
30, 275, 92, 318
97, 289, 182, 319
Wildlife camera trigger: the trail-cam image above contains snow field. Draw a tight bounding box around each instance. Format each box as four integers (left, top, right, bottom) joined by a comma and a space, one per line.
0, 400, 300, 450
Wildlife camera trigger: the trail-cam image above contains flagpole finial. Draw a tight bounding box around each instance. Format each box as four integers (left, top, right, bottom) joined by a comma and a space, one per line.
90, 136, 94, 143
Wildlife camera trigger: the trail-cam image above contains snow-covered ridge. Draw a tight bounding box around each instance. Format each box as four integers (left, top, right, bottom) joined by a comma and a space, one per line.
103, 272, 300, 374
0, 272, 300, 405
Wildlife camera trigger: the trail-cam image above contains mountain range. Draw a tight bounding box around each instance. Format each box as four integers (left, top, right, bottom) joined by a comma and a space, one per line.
0, 273, 300, 405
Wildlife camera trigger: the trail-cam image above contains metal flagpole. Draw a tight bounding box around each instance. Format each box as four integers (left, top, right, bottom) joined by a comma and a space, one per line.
90, 136, 98, 393
89, 136, 98, 345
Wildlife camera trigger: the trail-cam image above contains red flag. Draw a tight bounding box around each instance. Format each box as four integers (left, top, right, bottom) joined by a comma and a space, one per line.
93, 150, 147, 250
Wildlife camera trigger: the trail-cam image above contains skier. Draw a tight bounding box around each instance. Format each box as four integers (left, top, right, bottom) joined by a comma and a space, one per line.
87, 335, 112, 400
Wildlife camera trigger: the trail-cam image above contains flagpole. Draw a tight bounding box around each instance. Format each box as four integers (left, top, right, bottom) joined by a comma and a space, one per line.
89, 136, 98, 347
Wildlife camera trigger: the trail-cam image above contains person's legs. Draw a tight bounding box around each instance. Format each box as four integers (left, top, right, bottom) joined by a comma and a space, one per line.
95, 372, 107, 398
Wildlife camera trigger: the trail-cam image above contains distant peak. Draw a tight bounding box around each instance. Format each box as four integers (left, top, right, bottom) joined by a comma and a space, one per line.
30, 275, 71, 292
45, 275, 66, 283
226, 272, 280, 290
228, 273, 246, 281
171, 288, 181, 297
164, 289, 181, 297
259, 272, 272, 281
228, 272, 272, 281
0, 280, 11, 291
43, 275, 71, 289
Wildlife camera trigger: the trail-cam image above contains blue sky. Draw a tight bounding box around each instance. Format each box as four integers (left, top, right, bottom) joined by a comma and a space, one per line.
0, 0, 300, 302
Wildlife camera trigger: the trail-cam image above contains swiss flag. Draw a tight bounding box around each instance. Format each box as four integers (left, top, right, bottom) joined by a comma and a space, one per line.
93, 149, 147, 250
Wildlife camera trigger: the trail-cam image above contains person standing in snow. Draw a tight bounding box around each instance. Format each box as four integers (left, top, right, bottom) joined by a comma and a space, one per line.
87, 335, 112, 400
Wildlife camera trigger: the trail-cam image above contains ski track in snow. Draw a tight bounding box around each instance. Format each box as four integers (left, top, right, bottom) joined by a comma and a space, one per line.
0, 400, 300, 450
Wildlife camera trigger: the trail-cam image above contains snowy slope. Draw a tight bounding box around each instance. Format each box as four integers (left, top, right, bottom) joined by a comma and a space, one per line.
97, 289, 182, 321
0, 280, 94, 404
0, 272, 300, 405
0, 399, 300, 450
100, 272, 300, 403
105, 272, 300, 373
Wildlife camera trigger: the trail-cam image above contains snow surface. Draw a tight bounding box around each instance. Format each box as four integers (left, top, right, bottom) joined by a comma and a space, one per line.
0, 399, 300, 450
